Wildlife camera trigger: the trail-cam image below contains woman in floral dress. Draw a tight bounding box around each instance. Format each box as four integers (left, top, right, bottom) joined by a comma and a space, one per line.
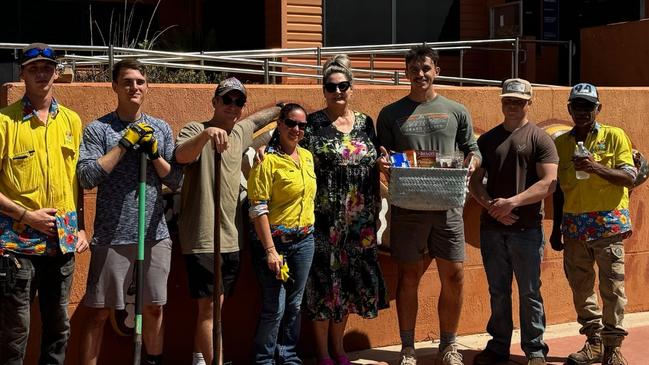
302, 54, 388, 365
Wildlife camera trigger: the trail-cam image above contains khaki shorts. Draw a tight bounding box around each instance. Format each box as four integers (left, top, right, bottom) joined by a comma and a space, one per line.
389, 206, 465, 263
83, 238, 172, 309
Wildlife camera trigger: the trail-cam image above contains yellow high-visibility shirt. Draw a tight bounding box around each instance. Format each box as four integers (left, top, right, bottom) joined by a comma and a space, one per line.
0, 97, 82, 255
248, 146, 316, 235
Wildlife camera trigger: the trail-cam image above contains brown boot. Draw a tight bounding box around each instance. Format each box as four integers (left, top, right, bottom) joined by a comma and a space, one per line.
567, 337, 603, 365
603, 346, 628, 365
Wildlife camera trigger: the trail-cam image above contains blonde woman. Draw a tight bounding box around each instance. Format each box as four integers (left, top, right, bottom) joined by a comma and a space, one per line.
303, 55, 388, 365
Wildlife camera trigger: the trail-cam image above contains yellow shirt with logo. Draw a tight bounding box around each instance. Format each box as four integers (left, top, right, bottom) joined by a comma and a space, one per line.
555, 123, 633, 213
0, 98, 82, 254
248, 146, 317, 235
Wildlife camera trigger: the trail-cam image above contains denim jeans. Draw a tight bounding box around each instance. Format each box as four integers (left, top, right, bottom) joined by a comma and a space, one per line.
0, 253, 75, 365
480, 227, 549, 359
252, 234, 314, 365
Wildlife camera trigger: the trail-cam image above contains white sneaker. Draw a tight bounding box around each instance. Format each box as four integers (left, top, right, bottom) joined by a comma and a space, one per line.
192, 352, 207, 365
436, 344, 463, 365
399, 347, 417, 365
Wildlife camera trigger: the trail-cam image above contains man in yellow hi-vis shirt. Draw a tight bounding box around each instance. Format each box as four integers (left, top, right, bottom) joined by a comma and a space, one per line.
0, 43, 88, 365
551, 83, 636, 365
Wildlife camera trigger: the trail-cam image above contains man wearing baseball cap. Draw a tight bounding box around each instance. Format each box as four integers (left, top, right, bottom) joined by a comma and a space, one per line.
175, 77, 282, 365
470, 79, 558, 365
551, 83, 636, 365
0, 43, 88, 364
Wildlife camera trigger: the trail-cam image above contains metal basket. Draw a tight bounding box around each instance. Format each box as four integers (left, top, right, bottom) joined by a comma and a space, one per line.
388, 167, 469, 211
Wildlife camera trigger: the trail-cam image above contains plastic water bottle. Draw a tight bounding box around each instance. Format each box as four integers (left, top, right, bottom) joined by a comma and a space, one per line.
574, 141, 590, 180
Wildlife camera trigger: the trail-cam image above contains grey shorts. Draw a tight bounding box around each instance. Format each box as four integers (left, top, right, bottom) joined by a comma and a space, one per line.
389, 206, 465, 263
83, 238, 172, 309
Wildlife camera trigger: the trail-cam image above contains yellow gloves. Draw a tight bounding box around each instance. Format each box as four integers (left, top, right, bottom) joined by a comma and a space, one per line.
277, 255, 291, 282
139, 133, 160, 160
119, 122, 154, 151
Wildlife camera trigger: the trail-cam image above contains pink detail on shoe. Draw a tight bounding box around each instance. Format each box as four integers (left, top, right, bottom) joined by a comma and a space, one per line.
336, 355, 353, 365
318, 358, 336, 365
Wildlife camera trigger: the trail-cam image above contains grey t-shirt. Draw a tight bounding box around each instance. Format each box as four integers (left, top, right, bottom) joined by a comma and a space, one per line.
377, 95, 480, 159
176, 120, 255, 254
78, 112, 183, 245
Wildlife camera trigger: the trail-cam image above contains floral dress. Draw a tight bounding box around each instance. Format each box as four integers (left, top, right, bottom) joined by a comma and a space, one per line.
302, 109, 388, 322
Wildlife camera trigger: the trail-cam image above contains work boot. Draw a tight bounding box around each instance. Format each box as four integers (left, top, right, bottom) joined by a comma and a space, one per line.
473, 348, 509, 365
567, 337, 603, 365
602, 346, 628, 365
527, 357, 546, 365
399, 347, 417, 365
436, 343, 464, 365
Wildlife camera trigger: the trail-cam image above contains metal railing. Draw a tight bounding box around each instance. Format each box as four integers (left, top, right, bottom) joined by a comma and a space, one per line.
0, 37, 573, 86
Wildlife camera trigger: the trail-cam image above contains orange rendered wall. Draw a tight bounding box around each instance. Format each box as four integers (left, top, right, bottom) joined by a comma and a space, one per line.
3, 83, 649, 364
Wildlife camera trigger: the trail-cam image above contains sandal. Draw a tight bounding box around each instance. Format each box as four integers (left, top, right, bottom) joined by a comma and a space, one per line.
336, 355, 353, 365
317, 358, 336, 365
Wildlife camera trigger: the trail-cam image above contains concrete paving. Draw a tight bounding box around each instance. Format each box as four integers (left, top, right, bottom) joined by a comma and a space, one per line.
307, 311, 649, 365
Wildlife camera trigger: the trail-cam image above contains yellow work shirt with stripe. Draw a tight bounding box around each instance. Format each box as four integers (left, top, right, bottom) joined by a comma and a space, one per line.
555, 123, 634, 213
248, 146, 317, 235
0, 98, 82, 255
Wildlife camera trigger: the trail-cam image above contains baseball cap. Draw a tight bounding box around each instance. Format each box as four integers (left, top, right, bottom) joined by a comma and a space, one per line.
215, 77, 247, 98
569, 83, 599, 104
20, 43, 57, 66
500, 78, 533, 100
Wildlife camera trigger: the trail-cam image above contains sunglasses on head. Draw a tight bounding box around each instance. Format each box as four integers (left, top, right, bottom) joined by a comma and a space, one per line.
23, 47, 56, 61
283, 119, 308, 130
221, 94, 246, 107
324, 81, 351, 93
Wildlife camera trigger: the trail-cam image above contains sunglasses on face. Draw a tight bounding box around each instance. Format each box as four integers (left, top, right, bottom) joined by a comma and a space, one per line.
221, 94, 246, 107
23, 47, 56, 61
323, 81, 351, 93
569, 102, 598, 112
283, 119, 308, 130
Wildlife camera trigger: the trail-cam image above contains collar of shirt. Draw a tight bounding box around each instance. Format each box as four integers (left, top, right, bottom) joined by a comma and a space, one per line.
569, 121, 600, 136
21, 95, 59, 121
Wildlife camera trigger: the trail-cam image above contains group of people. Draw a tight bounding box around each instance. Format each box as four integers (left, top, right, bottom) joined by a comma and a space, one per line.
0, 42, 634, 365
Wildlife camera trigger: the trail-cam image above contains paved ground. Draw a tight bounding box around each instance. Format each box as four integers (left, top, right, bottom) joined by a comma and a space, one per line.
306, 311, 649, 365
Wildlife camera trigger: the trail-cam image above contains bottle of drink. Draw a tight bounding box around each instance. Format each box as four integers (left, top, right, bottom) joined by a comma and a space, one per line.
574, 141, 590, 180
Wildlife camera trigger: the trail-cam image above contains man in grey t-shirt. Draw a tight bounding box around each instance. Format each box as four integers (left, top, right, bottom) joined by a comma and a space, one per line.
376, 45, 481, 365
175, 78, 280, 365
78, 59, 182, 365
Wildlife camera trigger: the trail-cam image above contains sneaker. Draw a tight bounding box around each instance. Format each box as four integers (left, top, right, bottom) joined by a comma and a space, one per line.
473, 348, 509, 365
527, 357, 546, 365
567, 338, 603, 365
436, 343, 464, 365
192, 352, 206, 365
603, 346, 628, 365
399, 347, 417, 365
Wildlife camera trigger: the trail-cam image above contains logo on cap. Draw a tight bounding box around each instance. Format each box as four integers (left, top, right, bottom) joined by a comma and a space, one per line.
500, 78, 532, 100
569, 83, 599, 103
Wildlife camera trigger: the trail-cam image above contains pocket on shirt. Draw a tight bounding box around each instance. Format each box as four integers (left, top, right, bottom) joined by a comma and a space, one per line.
8, 151, 38, 193
595, 152, 615, 168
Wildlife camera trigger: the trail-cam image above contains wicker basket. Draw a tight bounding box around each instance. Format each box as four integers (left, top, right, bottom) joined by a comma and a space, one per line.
388, 167, 469, 211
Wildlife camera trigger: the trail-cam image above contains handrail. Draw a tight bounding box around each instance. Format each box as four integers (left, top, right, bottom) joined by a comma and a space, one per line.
0, 37, 573, 86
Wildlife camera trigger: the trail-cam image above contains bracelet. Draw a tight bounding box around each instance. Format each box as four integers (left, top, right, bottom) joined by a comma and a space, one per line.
265, 245, 275, 252
17, 207, 27, 223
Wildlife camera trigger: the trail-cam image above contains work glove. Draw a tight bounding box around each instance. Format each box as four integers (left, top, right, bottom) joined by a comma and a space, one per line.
139, 133, 160, 160
549, 229, 564, 251
119, 122, 154, 151
277, 255, 292, 282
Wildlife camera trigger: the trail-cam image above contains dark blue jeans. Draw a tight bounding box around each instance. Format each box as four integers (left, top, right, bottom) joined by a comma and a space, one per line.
252, 234, 314, 365
0, 253, 75, 365
480, 228, 549, 359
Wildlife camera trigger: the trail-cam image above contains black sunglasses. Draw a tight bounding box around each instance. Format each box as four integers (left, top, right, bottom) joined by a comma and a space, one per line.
221, 94, 246, 107
23, 47, 56, 61
283, 119, 308, 130
324, 81, 351, 93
